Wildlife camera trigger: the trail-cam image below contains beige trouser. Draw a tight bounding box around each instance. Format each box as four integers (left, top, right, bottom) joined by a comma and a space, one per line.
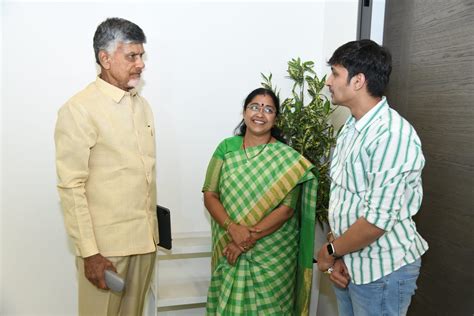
76, 252, 156, 316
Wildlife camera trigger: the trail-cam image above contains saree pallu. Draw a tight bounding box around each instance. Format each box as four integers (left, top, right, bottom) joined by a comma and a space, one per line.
203, 137, 318, 315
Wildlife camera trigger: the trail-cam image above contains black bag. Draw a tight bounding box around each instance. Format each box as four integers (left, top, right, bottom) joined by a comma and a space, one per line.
156, 205, 172, 250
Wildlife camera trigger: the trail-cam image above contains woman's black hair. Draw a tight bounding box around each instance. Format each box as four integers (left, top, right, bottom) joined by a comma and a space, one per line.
233, 88, 287, 143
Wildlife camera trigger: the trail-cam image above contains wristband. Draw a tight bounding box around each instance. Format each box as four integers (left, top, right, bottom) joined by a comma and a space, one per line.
327, 242, 340, 258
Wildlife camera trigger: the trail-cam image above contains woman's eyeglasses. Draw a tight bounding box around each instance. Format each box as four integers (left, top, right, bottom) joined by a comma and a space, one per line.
246, 103, 276, 115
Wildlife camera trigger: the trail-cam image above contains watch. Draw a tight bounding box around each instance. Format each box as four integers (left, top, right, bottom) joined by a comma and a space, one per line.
327, 242, 339, 258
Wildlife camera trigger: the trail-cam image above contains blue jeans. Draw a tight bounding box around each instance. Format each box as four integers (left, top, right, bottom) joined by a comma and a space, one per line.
333, 259, 421, 316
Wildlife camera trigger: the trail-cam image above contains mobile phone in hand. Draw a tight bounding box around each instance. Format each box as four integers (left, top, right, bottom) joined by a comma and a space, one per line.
104, 270, 125, 292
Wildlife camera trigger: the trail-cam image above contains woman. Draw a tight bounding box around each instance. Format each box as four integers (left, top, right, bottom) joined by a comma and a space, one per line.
202, 88, 318, 315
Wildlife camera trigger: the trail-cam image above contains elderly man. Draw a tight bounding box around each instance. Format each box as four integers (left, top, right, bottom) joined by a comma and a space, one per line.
317, 40, 428, 316
55, 17, 157, 316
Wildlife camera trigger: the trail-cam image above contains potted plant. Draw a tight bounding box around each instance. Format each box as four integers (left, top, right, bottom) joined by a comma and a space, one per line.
261, 58, 338, 224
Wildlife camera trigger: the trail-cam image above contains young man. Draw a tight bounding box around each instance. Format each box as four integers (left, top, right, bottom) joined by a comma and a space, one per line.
55, 18, 157, 316
316, 39, 428, 316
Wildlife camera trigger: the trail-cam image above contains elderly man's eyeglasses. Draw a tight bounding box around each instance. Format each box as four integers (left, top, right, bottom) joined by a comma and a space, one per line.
246, 103, 276, 115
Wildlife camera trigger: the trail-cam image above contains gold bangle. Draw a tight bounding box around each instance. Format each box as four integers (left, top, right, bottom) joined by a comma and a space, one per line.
223, 217, 234, 231
227, 222, 236, 233
327, 231, 335, 243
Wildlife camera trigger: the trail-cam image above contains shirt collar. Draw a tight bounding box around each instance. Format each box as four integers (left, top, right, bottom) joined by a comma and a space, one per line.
95, 76, 138, 103
354, 96, 388, 132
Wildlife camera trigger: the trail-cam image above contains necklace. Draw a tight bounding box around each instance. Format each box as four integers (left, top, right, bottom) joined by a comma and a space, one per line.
243, 135, 272, 160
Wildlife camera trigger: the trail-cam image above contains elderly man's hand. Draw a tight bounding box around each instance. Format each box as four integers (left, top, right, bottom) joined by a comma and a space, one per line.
84, 253, 116, 290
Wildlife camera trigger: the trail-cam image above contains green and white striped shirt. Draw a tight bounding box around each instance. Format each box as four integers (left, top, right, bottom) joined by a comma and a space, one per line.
329, 97, 428, 285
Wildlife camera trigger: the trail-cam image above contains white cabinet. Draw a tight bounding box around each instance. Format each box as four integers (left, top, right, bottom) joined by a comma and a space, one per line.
147, 232, 212, 315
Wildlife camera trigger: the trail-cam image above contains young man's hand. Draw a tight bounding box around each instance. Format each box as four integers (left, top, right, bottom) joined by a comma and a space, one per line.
329, 259, 351, 288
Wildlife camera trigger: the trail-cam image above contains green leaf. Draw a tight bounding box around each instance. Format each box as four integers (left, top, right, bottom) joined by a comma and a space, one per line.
261, 57, 337, 225
324, 100, 331, 114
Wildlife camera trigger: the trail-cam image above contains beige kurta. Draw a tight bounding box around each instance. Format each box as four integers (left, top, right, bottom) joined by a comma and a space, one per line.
55, 77, 158, 258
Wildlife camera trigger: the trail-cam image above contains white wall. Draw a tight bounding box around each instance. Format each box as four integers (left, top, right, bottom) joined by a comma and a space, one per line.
0, 2, 4, 314
371, 0, 386, 44
1, 1, 358, 315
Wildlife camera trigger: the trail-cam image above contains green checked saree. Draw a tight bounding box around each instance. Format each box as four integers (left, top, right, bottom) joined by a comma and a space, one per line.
202, 136, 318, 315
